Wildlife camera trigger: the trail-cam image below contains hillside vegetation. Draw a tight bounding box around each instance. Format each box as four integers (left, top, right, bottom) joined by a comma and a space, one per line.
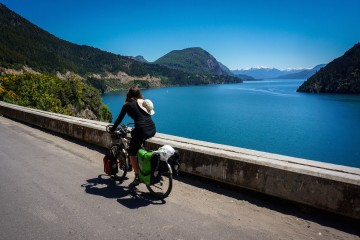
297, 43, 360, 93
0, 73, 112, 122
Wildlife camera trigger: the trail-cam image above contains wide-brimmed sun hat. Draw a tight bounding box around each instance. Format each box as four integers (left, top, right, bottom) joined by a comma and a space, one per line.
137, 99, 155, 115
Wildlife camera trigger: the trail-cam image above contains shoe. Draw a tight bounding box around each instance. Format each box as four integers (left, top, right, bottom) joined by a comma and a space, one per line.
128, 175, 140, 189
113, 175, 123, 182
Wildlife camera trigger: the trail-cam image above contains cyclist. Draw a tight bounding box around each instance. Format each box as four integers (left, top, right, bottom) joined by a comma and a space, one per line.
110, 85, 156, 188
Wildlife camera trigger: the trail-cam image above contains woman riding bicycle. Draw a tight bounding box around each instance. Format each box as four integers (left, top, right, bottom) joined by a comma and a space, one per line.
110, 85, 156, 188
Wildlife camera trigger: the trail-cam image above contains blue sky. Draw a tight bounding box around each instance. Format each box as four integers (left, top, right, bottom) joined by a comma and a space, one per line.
1, 0, 360, 70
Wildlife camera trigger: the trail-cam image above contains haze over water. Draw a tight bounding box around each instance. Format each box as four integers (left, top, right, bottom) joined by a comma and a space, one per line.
102, 79, 360, 168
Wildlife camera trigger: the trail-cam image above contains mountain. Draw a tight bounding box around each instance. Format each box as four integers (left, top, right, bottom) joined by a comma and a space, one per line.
154, 47, 232, 76
231, 67, 292, 79
235, 74, 255, 81
0, 4, 242, 93
218, 62, 234, 76
0, 3, 126, 76
130, 55, 148, 63
297, 43, 360, 94
231, 65, 328, 79
277, 64, 326, 79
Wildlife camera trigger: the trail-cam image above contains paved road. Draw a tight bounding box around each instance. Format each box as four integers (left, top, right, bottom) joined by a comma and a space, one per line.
0, 116, 359, 240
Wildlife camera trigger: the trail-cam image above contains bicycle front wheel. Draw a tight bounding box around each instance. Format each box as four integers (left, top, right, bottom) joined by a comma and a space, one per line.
110, 145, 128, 180
146, 163, 173, 199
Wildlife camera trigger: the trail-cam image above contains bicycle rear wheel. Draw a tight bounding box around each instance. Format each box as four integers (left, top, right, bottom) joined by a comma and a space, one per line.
146, 163, 173, 199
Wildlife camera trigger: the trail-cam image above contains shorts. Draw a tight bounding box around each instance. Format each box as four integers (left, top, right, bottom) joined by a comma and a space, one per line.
128, 127, 156, 156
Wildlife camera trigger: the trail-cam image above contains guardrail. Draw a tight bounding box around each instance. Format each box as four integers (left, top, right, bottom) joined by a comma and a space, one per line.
1, 101, 359, 219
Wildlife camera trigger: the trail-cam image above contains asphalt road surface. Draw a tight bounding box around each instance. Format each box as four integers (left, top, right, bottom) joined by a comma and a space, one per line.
0, 116, 359, 240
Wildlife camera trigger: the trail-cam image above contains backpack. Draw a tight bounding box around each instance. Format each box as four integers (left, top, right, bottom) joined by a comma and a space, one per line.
103, 149, 118, 175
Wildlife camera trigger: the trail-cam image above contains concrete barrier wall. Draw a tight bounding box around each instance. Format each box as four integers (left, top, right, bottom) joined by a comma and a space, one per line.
1, 101, 359, 219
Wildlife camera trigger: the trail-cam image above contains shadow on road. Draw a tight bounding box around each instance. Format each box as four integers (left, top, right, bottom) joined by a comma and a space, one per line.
81, 174, 165, 209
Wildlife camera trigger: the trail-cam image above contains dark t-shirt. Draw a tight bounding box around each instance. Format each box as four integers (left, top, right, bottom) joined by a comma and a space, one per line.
112, 98, 156, 139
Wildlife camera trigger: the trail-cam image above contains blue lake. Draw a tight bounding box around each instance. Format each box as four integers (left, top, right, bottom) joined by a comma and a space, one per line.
102, 79, 360, 168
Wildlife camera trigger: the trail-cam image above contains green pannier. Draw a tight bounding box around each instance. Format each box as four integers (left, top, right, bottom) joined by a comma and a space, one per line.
137, 149, 154, 185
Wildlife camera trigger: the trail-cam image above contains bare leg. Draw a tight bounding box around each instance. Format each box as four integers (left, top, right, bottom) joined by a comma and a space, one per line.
130, 155, 139, 175
128, 155, 140, 188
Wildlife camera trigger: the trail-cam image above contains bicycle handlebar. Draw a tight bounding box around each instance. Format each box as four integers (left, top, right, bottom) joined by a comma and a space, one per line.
106, 123, 133, 136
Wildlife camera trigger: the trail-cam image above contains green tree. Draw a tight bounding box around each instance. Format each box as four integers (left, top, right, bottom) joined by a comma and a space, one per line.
0, 73, 112, 122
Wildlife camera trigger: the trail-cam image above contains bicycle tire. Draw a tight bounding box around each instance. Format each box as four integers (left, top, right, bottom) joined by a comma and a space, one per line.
146, 163, 173, 199
110, 144, 128, 180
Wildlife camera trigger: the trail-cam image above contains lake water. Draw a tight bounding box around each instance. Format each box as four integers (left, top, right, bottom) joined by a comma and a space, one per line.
102, 79, 360, 168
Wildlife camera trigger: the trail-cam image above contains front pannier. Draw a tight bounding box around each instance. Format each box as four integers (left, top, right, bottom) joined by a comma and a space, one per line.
103, 149, 118, 175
